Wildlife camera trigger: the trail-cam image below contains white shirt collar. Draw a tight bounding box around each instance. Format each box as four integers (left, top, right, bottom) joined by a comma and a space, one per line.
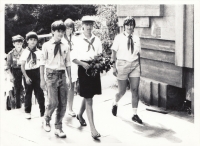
124, 31, 133, 37
50, 37, 63, 44
82, 33, 95, 41
26, 47, 39, 51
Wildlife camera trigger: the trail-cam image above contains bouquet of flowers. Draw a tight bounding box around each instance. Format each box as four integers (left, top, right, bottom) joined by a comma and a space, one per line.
85, 53, 115, 77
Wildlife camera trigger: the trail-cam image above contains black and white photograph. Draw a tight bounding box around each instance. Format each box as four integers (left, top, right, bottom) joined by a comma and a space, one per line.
0, 0, 200, 145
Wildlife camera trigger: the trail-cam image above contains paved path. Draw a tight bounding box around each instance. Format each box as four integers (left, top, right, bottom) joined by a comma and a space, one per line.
0, 88, 196, 146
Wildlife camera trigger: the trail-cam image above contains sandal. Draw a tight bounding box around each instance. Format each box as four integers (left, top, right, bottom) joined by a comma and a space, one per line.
91, 132, 101, 139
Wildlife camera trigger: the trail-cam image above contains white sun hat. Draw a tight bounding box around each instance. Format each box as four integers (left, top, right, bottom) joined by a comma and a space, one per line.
81, 15, 95, 22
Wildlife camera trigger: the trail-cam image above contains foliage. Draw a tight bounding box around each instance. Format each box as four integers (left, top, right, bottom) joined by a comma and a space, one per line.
92, 5, 119, 56
5, 4, 97, 53
85, 53, 114, 77
74, 20, 82, 31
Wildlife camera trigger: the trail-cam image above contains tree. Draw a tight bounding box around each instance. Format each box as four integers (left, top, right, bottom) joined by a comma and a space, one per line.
92, 5, 119, 56
5, 4, 97, 53
5, 4, 39, 53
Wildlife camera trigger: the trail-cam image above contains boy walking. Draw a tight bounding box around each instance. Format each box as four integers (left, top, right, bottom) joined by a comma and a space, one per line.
40, 20, 71, 138
6, 35, 24, 109
20, 32, 45, 119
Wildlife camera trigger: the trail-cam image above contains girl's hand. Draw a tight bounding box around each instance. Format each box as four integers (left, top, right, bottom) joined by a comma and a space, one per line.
81, 62, 90, 70
25, 76, 32, 85
113, 67, 118, 77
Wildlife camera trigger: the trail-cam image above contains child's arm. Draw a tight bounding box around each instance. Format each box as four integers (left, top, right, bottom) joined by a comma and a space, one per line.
40, 65, 46, 91
21, 61, 32, 85
6, 53, 14, 82
65, 50, 72, 90
111, 50, 117, 77
40, 43, 47, 91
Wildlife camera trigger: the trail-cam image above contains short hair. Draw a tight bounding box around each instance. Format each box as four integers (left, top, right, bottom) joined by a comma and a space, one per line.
123, 16, 136, 30
26, 32, 38, 41
51, 20, 66, 32
64, 18, 75, 32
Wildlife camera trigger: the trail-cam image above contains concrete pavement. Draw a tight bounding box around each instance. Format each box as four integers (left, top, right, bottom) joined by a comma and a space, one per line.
0, 87, 196, 146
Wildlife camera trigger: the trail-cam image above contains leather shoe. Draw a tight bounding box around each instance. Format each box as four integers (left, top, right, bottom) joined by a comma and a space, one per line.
132, 115, 143, 124
112, 105, 118, 116
77, 115, 87, 126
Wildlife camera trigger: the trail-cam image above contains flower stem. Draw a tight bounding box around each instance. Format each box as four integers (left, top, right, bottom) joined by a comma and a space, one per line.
85, 69, 90, 76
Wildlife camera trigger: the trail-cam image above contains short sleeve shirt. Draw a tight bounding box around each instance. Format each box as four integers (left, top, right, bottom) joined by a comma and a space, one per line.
71, 33, 102, 61
40, 38, 71, 70
6, 48, 24, 69
20, 47, 42, 70
111, 32, 141, 62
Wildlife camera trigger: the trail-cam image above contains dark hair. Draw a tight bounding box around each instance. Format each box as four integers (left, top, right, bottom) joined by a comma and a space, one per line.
51, 20, 66, 32
26, 35, 38, 41
123, 17, 136, 30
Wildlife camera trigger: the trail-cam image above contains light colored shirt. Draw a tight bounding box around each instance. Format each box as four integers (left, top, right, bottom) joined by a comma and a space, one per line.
40, 38, 71, 70
111, 32, 141, 62
62, 35, 78, 82
71, 33, 102, 61
6, 48, 24, 69
20, 47, 42, 70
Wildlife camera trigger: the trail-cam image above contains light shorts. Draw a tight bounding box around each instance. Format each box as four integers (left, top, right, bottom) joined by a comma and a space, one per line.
116, 59, 140, 80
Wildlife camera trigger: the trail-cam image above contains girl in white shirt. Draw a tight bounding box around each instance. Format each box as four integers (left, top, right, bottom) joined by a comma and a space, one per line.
63, 18, 78, 117
71, 16, 102, 139
111, 16, 143, 124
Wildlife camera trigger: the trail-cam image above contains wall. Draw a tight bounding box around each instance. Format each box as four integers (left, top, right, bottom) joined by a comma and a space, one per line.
117, 4, 194, 111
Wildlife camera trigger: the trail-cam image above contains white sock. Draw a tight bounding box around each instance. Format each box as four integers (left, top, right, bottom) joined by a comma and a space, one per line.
113, 100, 118, 106
132, 108, 137, 115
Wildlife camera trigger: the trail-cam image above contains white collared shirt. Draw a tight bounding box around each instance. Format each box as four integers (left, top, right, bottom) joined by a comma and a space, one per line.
71, 33, 102, 61
20, 47, 42, 70
40, 38, 71, 70
111, 32, 141, 62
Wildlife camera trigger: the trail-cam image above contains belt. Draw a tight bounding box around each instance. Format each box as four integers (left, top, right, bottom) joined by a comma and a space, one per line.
46, 68, 65, 74
117, 59, 138, 62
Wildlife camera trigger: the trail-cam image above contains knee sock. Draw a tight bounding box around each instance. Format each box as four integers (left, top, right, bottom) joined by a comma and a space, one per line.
132, 108, 137, 115
113, 100, 118, 106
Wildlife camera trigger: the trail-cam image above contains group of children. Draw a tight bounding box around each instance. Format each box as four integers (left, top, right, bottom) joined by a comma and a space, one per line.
5, 18, 79, 138
5, 16, 143, 140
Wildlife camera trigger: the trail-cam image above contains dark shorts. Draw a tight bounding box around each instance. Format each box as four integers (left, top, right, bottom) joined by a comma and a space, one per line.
78, 66, 102, 98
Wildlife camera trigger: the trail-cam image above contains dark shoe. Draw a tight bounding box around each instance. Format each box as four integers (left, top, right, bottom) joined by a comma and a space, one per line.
77, 115, 87, 126
132, 115, 143, 124
112, 105, 118, 116
41, 113, 44, 117
91, 132, 101, 139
